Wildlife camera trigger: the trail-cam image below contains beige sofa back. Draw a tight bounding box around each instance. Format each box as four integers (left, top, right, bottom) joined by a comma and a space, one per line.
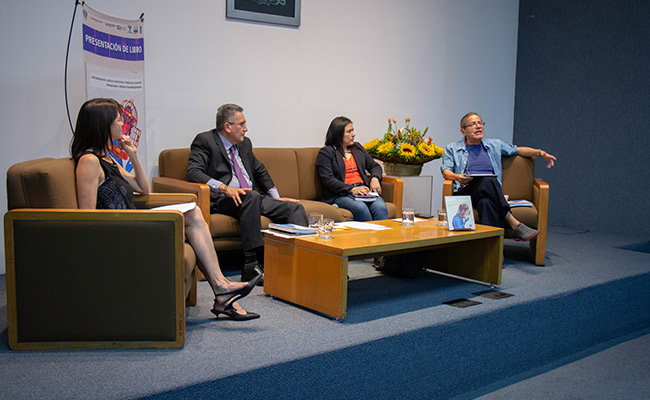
7, 158, 78, 210
501, 155, 535, 202
254, 147, 326, 200
159, 147, 325, 201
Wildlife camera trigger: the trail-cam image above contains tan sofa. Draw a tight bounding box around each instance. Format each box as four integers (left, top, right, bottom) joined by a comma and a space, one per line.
153, 147, 403, 253
5, 157, 198, 350
443, 154, 549, 265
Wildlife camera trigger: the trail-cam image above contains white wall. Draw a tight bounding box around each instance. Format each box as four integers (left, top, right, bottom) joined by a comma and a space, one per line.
0, 0, 519, 274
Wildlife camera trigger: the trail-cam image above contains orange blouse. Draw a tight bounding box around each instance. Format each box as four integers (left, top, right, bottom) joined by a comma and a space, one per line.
343, 153, 364, 185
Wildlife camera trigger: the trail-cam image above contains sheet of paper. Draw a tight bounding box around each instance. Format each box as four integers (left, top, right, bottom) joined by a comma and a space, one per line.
151, 202, 196, 213
335, 221, 391, 231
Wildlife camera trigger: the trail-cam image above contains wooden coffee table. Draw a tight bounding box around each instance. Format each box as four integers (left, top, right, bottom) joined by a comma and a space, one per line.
263, 219, 503, 320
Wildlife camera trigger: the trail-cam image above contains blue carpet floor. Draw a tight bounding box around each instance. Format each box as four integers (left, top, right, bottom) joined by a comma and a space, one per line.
1, 227, 649, 399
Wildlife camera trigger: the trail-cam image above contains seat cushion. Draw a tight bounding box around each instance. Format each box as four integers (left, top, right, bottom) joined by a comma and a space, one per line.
299, 199, 351, 222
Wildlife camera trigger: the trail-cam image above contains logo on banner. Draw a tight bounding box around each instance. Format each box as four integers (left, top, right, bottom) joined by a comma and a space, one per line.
109, 99, 142, 171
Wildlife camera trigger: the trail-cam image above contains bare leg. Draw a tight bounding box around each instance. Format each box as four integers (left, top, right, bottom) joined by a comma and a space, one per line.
183, 206, 249, 313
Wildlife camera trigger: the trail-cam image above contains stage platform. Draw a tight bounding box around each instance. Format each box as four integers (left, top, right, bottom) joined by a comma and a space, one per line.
1, 226, 649, 399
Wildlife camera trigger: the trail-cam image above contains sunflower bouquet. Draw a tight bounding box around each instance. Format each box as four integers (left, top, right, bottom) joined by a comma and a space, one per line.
364, 117, 443, 165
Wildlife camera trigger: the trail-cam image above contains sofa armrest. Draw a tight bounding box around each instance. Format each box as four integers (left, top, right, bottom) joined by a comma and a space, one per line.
4, 208, 186, 350
152, 177, 211, 225
381, 176, 403, 211
532, 178, 550, 265
532, 178, 549, 212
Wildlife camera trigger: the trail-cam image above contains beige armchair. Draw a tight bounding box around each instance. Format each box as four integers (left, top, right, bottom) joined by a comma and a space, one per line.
443, 155, 549, 265
5, 157, 198, 350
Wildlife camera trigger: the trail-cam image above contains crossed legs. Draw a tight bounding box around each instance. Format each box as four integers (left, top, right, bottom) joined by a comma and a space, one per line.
183, 206, 253, 314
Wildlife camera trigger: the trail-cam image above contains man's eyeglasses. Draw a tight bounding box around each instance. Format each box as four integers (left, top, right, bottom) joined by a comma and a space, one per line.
227, 121, 247, 127
465, 121, 486, 128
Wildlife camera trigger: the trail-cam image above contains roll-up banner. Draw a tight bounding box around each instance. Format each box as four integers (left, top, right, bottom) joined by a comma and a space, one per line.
82, 3, 145, 172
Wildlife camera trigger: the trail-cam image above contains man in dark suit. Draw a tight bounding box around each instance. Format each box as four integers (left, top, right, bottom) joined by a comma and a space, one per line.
186, 104, 308, 284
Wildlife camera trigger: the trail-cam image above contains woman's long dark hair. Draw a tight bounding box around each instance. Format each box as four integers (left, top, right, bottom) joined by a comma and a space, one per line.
325, 116, 353, 156
70, 98, 120, 162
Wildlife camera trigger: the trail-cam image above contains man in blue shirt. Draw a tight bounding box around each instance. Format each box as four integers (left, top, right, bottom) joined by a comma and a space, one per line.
441, 112, 556, 241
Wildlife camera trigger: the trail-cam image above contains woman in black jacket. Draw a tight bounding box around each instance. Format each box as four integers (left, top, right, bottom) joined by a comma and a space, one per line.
316, 116, 388, 221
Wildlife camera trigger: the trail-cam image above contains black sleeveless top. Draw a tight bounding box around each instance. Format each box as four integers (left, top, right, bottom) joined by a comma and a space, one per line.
85, 152, 135, 210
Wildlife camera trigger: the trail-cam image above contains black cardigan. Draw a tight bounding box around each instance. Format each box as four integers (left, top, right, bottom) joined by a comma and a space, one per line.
315, 142, 383, 204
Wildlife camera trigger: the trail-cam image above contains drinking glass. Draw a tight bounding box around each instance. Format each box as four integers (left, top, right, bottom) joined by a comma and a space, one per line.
318, 218, 334, 239
401, 208, 415, 226
437, 209, 448, 226
308, 212, 323, 229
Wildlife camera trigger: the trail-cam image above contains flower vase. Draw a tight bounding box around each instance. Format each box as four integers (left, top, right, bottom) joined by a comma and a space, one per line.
383, 163, 422, 176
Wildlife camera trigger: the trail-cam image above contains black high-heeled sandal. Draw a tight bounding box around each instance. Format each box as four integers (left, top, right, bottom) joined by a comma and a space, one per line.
211, 305, 260, 321
211, 272, 262, 321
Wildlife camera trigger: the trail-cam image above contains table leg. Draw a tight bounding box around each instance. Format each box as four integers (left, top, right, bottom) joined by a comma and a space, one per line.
264, 239, 349, 319
425, 235, 503, 285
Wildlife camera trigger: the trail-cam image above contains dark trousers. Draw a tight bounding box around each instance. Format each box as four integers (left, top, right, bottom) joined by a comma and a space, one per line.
457, 176, 510, 227
212, 190, 308, 252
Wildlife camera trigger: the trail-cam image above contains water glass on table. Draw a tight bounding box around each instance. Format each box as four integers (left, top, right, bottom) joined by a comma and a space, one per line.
437, 209, 448, 226
318, 218, 334, 239
401, 208, 415, 226
308, 212, 323, 229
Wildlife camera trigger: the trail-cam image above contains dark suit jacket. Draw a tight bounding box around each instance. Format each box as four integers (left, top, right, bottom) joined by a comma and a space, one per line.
316, 142, 383, 204
186, 129, 275, 205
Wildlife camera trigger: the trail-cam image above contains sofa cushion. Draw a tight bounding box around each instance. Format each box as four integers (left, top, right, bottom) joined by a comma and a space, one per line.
7, 158, 78, 209
293, 148, 324, 200
159, 148, 191, 180
208, 213, 274, 239
252, 148, 300, 199
502, 155, 534, 201
299, 199, 352, 222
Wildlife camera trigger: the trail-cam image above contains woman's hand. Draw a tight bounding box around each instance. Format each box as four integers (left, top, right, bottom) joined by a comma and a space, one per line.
369, 177, 382, 195
350, 186, 370, 196
115, 135, 149, 195
118, 136, 137, 158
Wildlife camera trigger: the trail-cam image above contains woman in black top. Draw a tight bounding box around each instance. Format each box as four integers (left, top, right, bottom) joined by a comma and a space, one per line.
72, 98, 260, 321
316, 116, 388, 221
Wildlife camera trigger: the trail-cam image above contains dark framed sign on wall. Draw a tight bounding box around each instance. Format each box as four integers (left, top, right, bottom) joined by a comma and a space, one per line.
226, 0, 301, 27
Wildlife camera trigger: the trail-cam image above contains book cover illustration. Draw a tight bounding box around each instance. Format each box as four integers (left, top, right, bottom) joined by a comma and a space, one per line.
444, 195, 476, 231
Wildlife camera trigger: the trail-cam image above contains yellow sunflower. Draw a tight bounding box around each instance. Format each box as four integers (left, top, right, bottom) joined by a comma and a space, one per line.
418, 142, 436, 156
377, 142, 393, 153
400, 142, 416, 157
364, 139, 380, 150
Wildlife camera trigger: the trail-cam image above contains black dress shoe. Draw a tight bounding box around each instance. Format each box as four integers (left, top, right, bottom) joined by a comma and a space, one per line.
241, 264, 264, 286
